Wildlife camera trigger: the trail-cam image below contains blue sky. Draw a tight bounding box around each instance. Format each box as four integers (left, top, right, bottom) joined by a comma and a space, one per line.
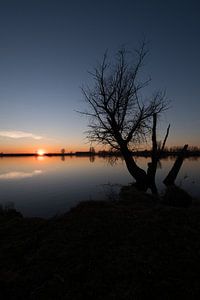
0, 0, 200, 152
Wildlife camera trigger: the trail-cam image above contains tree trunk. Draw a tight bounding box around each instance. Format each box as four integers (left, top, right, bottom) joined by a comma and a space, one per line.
147, 162, 158, 194
147, 113, 158, 194
120, 145, 148, 191
163, 144, 188, 186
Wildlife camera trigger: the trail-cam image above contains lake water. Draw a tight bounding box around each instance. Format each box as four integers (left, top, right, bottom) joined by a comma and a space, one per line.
0, 156, 199, 217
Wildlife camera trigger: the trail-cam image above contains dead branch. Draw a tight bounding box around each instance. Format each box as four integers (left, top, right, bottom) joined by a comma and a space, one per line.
163, 144, 188, 186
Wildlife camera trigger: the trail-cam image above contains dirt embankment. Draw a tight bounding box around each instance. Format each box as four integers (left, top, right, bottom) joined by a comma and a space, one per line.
1, 193, 200, 299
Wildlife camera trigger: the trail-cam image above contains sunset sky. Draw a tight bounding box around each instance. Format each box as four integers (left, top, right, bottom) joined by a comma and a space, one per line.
0, 0, 200, 153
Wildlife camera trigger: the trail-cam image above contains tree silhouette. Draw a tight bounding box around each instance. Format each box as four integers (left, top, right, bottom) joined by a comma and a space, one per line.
61, 148, 65, 155
81, 43, 168, 191
89, 146, 95, 154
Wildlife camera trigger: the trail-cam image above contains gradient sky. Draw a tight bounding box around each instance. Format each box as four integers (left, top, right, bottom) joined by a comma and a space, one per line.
0, 0, 200, 153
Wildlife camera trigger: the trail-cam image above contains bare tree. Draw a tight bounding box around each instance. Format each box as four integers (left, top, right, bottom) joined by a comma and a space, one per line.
89, 146, 95, 154
81, 43, 168, 191
61, 148, 65, 155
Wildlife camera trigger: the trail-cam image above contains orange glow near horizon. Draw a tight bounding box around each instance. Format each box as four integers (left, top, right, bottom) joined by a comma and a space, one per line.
2, 137, 199, 154
0, 144, 101, 154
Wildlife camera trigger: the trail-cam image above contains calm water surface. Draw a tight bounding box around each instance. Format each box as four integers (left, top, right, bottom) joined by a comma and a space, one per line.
0, 156, 199, 217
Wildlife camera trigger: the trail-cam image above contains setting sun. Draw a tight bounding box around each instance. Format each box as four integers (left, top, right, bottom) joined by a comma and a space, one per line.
37, 149, 46, 156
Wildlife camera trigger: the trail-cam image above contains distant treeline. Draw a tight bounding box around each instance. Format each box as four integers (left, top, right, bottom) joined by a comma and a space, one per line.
1, 146, 200, 157
98, 147, 200, 158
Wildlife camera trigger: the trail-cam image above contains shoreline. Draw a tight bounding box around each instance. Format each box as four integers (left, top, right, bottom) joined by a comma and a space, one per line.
1, 151, 200, 157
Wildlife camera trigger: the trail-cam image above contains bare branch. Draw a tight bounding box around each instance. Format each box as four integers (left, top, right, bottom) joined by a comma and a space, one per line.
161, 124, 170, 152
